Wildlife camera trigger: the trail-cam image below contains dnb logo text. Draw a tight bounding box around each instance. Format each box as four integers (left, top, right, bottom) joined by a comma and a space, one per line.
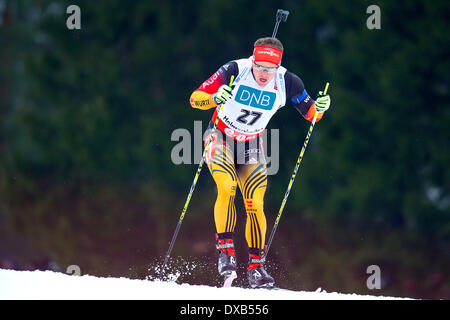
235, 85, 276, 110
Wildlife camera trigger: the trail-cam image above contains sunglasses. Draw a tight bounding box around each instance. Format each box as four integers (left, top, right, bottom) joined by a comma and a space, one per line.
253, 61, 278, 74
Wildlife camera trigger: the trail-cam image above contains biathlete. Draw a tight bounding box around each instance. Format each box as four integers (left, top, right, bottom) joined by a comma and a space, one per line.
189, 37, 331, 288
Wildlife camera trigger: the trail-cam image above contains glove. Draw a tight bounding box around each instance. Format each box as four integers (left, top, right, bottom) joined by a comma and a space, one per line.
212, 83, 234, 105
314, 91, 331, 112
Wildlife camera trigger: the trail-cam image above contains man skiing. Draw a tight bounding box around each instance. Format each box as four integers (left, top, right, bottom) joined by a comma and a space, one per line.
189, 37, 331, 288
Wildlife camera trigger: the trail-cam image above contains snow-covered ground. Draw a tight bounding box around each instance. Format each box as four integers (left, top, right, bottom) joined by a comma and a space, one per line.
0, 269, 410, 300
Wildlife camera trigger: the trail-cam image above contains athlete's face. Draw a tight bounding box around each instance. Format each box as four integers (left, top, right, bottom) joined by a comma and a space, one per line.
252, 61, 278, 87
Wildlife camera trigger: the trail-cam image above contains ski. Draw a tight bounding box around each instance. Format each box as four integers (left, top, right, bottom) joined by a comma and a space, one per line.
250, 282, 277, 290
222, 271, 237, 288
258, 284, 281, 290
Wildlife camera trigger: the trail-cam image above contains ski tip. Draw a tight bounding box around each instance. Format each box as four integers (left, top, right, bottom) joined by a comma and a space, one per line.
222, 271, 237, 288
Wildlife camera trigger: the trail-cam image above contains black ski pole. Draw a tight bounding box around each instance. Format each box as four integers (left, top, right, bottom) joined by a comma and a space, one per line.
160, 77, 234, 278
265, 83, 330, 259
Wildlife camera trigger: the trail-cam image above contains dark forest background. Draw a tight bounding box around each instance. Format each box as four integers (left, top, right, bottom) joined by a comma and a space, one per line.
0, 0, 449, 299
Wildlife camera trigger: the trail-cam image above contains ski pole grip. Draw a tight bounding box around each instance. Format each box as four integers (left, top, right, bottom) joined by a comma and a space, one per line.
229, 75, 235, 87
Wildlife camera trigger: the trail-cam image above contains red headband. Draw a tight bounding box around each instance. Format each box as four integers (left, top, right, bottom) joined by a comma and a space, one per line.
253, 45, 283, 66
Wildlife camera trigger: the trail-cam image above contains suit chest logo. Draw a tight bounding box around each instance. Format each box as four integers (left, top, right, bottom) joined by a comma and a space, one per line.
235, 85, 276, 110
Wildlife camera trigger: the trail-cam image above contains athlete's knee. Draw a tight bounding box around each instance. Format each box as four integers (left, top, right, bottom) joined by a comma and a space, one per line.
244, 197, 264, 215
217, 180, 237, 196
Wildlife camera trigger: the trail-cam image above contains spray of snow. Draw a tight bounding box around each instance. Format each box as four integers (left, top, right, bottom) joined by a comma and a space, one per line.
145, 256, 214, 283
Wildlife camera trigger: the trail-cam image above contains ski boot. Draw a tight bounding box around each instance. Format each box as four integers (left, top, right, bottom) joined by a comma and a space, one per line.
247, 248, 275, 289
216, 233, 237, 287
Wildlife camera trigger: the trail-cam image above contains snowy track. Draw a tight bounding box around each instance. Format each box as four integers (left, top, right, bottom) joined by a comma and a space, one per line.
0, 269, 409, 300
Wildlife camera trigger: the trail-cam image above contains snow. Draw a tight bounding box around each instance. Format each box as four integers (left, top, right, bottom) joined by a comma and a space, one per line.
0, 269, 410, 300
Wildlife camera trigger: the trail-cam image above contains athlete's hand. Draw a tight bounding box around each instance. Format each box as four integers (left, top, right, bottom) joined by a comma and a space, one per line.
314, 91, 331, 113
213, 83, 234, 105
